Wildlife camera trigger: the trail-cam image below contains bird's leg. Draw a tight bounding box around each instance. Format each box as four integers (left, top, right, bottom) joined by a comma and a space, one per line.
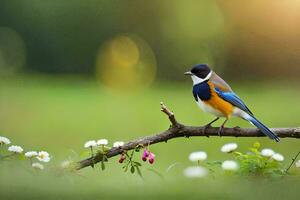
218, 118, 228, 137
203, 117, 219, 137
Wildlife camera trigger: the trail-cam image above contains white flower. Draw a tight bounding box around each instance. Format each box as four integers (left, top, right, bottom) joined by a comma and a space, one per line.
183, 166, 208, 178
97, 139, 108, 146
25, 151, 38, 158
0, 136, 11, 145
113, 141, 124, 148
272, 153, 284, 162
8, 145, 23, 153
189, 151, 207, 162
32, 162, 44, 170
84, 140, 97, 148
222, 160, 239, 171
261, 148, 275, 157
37, 151, 50, 162
221, 143, 238, 153
296, 160, 300, 168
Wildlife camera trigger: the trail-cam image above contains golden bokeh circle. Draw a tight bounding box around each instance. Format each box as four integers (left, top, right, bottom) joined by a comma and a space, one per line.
96, 34, 157, 92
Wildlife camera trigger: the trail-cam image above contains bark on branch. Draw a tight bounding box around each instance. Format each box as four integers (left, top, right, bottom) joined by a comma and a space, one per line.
77, 102, 300, 170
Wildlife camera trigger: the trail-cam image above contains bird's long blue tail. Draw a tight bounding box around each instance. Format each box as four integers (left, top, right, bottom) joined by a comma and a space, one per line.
246, 115, 280, 142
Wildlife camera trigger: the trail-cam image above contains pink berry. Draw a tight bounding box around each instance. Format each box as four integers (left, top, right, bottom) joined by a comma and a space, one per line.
148, 153, 155, 164
143, 149, 150, 158
142, 156, 147, 162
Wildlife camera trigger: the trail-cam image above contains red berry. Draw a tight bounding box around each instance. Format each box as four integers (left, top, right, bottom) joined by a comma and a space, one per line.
149, 158, 154, 164
118, 154, 126, 163
142, 156, 147, 162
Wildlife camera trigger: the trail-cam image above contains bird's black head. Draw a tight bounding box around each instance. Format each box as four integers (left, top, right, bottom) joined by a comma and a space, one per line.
184, 64, 212, 85
185, 64, 212, 79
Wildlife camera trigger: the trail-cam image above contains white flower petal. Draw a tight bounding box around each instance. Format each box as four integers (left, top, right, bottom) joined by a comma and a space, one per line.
261, 148, 275, 157
97, 139, 108, 146
296, 160, 300, 168
221, 143, 238, 153
84, 140, 97, 148
37, 151, 50, 162
113, 141, 124, 148
8, 145, 23, 153
189, 151, 207, 162
25, 151, 38, 158
183, 166, 208, 178
222, 160, 239, 171
272, 153, 284, 162
0, 136, 11, 145
32, 162, 44, 170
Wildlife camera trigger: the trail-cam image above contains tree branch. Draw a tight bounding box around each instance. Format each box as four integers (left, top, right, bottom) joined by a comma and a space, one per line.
76, 102, 300, 170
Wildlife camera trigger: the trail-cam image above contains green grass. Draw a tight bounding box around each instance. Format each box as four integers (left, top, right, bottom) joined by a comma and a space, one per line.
0, 75, 299, 200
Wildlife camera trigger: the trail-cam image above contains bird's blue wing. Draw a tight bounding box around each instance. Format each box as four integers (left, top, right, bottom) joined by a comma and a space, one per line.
214, 84, 280, 142
215, 88, 253, 115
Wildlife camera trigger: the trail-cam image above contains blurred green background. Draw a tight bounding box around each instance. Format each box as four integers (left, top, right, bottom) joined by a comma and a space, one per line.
0, 0, 300, 199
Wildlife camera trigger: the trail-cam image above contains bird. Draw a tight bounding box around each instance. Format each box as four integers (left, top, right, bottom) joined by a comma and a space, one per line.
184, 64, 280, 142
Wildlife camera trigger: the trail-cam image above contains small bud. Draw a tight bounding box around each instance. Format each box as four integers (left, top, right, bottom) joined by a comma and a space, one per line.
118, 154, 126, 163
142, 149, 150, 161
143, 149, 150, 158
121, 154, 126, 160
148, 152, 155, 164
149, 158, 154, 164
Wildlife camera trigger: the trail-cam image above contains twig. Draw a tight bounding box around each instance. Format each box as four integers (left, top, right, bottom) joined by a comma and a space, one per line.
76, 102, 300, 170
286, 150, 300, 173
160, 102, 181, 128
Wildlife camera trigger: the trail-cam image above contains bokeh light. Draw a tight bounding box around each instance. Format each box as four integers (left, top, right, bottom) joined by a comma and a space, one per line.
96, 34, 156, 92
0, 27, 26, 75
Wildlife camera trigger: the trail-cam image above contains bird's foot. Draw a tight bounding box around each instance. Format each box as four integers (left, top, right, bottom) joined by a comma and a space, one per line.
218, 126, 225, 137
202, 124, 212, 138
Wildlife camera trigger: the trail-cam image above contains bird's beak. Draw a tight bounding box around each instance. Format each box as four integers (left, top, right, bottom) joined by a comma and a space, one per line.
184, 71, 192, 76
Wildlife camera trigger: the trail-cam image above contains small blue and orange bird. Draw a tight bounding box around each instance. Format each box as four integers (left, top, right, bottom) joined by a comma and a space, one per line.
184, 64, 280, 142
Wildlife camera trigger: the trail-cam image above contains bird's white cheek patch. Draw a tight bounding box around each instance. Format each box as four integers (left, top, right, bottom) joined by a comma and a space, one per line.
191, 71, 212, 85
191, 75, 204, 85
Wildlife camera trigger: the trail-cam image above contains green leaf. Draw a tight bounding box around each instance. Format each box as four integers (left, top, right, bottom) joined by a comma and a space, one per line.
103, 146, 111, 152
133, 161, 142, 166
233, 151, 243, 156
124, 164, 129, 172
130, 166, 135, 174
206, 161, 222, 166
136, 166, 143, 178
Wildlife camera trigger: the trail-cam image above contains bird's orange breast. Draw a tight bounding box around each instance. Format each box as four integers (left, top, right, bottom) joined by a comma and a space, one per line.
203, 81, 234, 117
